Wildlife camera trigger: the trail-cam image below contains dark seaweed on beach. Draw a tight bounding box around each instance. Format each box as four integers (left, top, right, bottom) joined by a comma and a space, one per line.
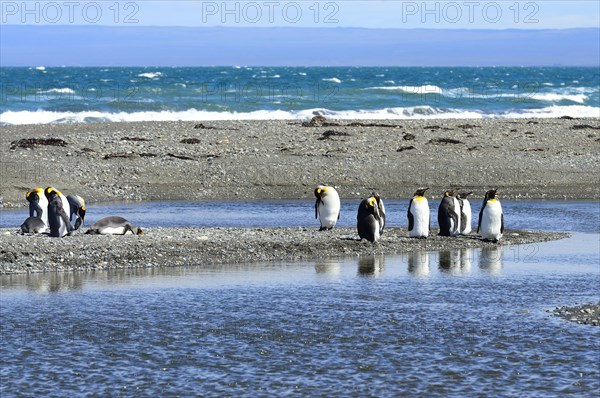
10, 138, 67, 150
457, 124, 480, 129
104, 152, 138, 159
403, 133, 416, 141
121, 136, 150, 142
317, 130, 351, 140
559, 116, 575, 120
167, 153, 195, 161
346, 122, 400, 128
428, 138, 463, 145
397, 145, 416, 152
424, 125, 453, 131
571, 124, 600, 130
301, 116, 342, 127
180, 138, 202, 144
519, 147, 545, 152
193, 123, 218, 129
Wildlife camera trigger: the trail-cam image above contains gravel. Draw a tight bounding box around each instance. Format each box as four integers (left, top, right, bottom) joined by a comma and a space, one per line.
0, 227, 567, 274
551, 302, 600, 327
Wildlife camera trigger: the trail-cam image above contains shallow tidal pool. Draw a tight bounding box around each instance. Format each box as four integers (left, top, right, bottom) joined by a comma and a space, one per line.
1, 201, 599, 396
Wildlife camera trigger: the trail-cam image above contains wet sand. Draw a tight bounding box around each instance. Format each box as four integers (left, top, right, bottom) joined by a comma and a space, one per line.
1, 118, 599, 208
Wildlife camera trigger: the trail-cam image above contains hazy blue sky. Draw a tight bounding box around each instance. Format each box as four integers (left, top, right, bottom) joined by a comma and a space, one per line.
2, 1, 599, 29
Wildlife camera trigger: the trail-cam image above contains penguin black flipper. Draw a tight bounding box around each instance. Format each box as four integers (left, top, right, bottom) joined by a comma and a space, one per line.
315, 198, 320, 219
56, 201, 74, 235
477, 201, 487, 233
407, 199, 414, 232
500, 212, 504, 234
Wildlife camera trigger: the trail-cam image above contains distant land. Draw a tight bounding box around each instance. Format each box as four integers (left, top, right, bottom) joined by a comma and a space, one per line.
1, 26, 598, 66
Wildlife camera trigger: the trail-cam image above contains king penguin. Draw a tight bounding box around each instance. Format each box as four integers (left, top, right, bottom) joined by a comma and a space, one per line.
44, 187, 73, 238
457, 191, 473, 235
357, 195, 382, 243
477, 189, 504, 242
67, 194, 86, 230
407, 187, 430, 238
20, 216, 49, 234
371, 191, 386, 235
85, 216, 143, 235
438, 188, 461, 237
26, 188, 49, 227
314, 185, 341, 231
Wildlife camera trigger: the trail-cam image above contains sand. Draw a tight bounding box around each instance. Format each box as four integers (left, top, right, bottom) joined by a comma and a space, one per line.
1, 118, 599, 208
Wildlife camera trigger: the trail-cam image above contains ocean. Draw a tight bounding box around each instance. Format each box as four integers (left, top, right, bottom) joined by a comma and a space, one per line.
0, 66, 598, 125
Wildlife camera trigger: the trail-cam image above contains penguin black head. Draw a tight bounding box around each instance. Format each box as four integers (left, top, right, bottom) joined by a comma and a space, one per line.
364, 196, 380, 216
73, 205, 87, 230
44, 187, 60, 200
315, 185, 331, 200
485, 189, 499, 200
458, 191, 473, 199
444, 188, 459, 197
26, 188, 42, 203
414, 187, 429, 197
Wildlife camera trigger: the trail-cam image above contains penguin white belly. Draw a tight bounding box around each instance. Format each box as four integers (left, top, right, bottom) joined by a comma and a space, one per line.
57, 219, 69, 237
318, 195, 340, 228
59, 193, 70, 222
39, 195, 50, 227
481, 202, 503, 240
452, 197, 461, 236
99, 226, 126, 235
461, 200, 472, 234
409, 199, 430, 237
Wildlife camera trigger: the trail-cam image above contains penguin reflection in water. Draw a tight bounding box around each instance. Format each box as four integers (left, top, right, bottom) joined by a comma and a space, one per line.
478, 189, 504, 242
86, 216, 143, 235
357, 195, 383, 243
44, 187, 73, 238
314, 185, 341, 231
438, 188, 461, 237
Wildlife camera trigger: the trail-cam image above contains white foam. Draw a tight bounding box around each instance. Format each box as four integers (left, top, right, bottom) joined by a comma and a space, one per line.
38, 88, 76, 94
35, 66, 45, 71
137, 72, 163, 79
368, 85, 445, 94
322, 78, 342, 83
529, 93, 588, 103
2, 105, 598, 125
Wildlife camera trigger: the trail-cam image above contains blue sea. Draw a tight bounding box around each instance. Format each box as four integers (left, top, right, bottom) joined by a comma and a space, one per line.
0, 66, 598, 124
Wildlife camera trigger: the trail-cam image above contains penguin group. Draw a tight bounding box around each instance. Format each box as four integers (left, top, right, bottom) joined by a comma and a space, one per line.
19, 184, 502, 242
20, 186, 142, 237
315, 185, 504, 243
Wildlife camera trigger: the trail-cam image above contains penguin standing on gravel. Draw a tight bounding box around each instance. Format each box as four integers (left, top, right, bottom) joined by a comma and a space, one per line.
477, 189, 504, 242
357, 195, 382, 243
314, 185, 341, 231
371, 191, 386, 235
457, 191, 473, 235
26, 188, 49, 227
438, 188, 461, 237
67, 194, 86, 230
407, 187, 430, 238
44, 187, 73, 238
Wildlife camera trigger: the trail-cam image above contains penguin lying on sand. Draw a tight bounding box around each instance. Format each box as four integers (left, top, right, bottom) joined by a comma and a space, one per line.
20, 217, 49, 234
86, 216, 143, 235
